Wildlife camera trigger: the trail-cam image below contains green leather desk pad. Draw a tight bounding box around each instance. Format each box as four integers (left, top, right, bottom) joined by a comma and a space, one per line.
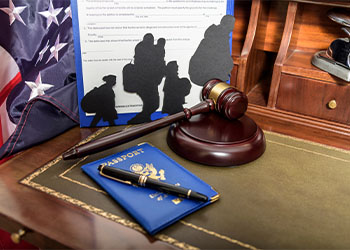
21, 126, 350, 249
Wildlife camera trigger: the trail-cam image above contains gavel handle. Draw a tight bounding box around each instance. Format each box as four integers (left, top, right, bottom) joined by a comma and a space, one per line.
62, 99, 215, 160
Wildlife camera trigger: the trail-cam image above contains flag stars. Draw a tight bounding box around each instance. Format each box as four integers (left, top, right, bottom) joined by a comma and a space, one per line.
46, 34, 67, 64
25, 73, 54, 100
61, 5, 72, 24
38, 0, 63, 29
35, 40, 50, 66
0, 0, 27, 26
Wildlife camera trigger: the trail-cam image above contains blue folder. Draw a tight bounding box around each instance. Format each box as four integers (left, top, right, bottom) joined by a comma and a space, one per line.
81, 143, 219, 235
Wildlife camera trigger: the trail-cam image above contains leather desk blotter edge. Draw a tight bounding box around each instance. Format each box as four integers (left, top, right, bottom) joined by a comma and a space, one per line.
20, 125, 350, 249
20, 126, 257, 250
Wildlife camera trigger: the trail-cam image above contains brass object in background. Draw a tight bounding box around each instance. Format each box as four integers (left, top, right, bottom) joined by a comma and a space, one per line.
11, 228, 27, 244
327, 100, 337, 109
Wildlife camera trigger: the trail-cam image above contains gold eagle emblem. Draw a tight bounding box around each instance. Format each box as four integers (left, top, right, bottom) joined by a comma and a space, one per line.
130, 163, 166, 181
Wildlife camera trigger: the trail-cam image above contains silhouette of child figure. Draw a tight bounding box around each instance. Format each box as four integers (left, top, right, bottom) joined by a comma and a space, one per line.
162, 61, 191, 114
123, 33, 166, 124
81, 74, 117, 127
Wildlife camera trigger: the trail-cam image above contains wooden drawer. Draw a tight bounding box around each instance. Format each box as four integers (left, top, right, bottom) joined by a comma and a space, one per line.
0, 213, 67, 249
276, 74, 350, 125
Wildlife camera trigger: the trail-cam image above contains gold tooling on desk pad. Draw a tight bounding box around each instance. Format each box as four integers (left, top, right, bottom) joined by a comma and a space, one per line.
21, 126, 350, 249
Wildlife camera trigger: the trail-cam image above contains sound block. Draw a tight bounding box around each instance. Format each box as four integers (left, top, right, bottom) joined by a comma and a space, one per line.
167, 113, 266, 166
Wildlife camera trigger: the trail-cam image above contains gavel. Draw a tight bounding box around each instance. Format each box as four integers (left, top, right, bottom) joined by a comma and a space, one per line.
62, 79, 248, 160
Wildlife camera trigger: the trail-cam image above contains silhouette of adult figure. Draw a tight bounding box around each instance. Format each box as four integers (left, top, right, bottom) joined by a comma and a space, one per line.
189, 15, 235, 86
134, 33, 155, 68
162, 61, 191, 115
123, 33, 166, 124
81, 74, 117, 127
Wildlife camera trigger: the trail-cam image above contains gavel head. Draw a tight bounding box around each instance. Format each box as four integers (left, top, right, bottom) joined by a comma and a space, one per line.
202, 79, 248, 120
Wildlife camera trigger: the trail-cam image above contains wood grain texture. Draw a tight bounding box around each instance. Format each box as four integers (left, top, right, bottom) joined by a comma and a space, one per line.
254, 1, 288, 53
282, 51, 349, 84
236, 0, 261, 91
294, 0, 350, 8
276, 74, 350, 124
231, 0, 252, 86
291, 3, 350, 52
246, 104, 350, 150
267, 1, 298, 108
232, 0, 251, 58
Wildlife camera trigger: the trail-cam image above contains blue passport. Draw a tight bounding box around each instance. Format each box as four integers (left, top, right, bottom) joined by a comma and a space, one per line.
81, 143, 219, 235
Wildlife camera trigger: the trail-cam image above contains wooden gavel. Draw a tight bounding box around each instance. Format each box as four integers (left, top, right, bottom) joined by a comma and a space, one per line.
62, 79, 248, 160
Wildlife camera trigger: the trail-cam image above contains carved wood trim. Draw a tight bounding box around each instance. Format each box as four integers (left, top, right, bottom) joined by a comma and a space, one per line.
236, 0, 261, 92
267, 1, 298, 108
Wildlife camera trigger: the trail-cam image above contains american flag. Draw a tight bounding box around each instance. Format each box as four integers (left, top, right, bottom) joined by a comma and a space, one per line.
0, 0, 79, 162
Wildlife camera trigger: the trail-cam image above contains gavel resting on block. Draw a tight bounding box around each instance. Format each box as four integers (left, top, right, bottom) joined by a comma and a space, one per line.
62, 79, 249, 160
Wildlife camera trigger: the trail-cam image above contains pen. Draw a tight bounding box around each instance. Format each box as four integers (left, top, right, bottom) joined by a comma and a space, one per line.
98, 165, 208, 202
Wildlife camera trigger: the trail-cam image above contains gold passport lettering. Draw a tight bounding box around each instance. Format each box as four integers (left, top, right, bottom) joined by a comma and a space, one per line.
99, 148, 145, 167
171, 198, 183, 205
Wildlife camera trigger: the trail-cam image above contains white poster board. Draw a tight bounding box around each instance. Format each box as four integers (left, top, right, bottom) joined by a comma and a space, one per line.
71, 0, 234, 127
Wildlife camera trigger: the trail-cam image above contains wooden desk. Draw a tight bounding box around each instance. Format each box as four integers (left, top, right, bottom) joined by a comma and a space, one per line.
2, 124, 350, 250
0, 126, 176, 249
2, 1, 350, 248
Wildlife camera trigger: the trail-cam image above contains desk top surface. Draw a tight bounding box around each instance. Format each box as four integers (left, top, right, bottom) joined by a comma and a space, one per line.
0, 126, 176, 249
1, 125, 350, 249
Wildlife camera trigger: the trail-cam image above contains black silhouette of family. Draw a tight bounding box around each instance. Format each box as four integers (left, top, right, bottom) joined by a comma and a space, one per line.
123, 33, 192, 124
81, 15, 235, 126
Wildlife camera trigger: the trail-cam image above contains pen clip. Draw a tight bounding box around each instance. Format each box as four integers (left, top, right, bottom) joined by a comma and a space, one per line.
99, 165, 132, 185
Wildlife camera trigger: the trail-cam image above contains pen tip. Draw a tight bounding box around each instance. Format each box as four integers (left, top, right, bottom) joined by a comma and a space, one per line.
62, 148, 77, 160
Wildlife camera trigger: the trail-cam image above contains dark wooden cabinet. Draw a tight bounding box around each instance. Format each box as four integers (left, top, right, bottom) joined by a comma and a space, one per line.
232, 0, 350, 149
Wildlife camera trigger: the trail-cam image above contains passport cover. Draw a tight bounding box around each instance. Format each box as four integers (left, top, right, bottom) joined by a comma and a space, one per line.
81, 142, 219, 235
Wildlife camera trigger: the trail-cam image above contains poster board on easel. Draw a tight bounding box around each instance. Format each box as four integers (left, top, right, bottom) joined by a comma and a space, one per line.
71, 0, 235, 127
